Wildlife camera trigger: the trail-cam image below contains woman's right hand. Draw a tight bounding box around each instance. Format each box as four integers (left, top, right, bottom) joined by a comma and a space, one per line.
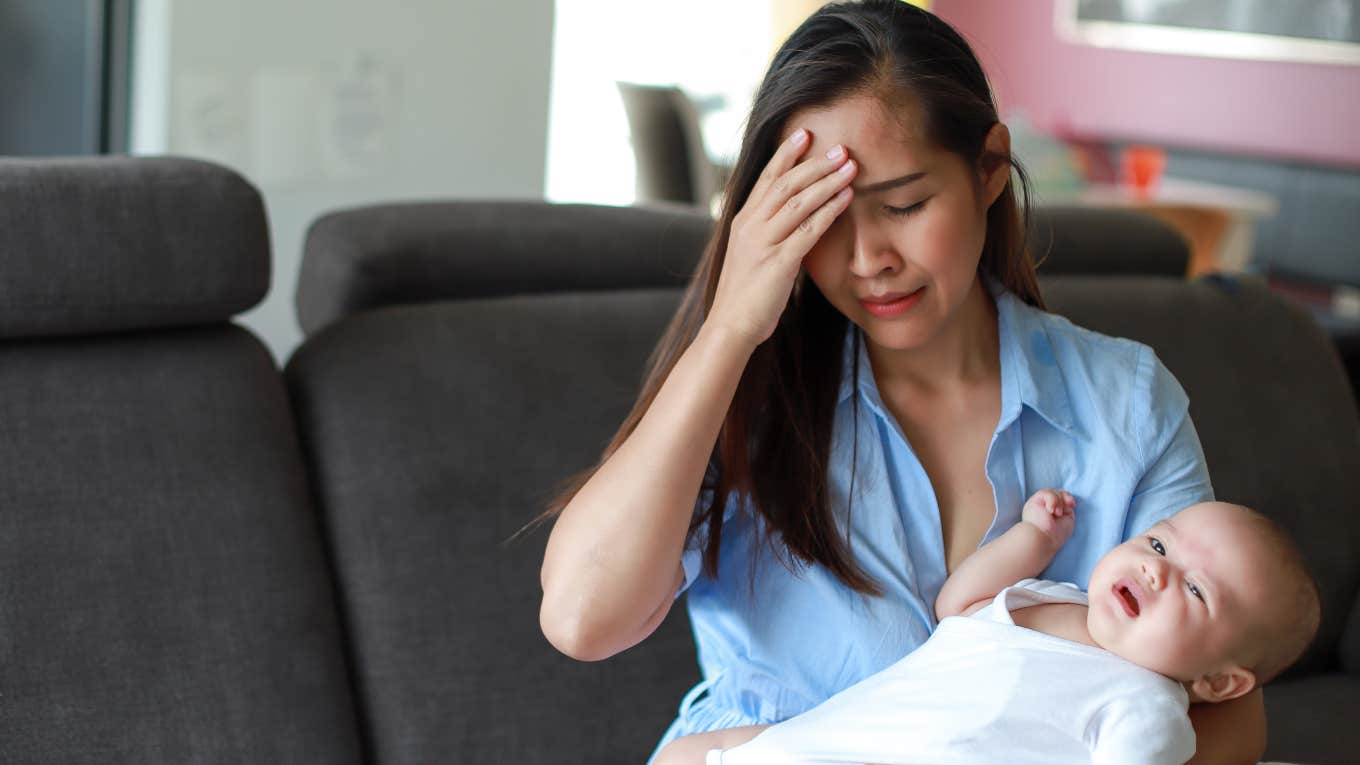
540, 130, 857, 663
707, 128, 858, 348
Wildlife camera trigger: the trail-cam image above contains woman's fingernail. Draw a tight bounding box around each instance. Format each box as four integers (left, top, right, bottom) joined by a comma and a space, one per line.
789, 128, 808, 145
826, 145, 845, 161
838, 159, 855, 174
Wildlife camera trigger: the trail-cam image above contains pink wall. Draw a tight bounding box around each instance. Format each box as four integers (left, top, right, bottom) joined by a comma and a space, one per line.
932, 0, 1360, 169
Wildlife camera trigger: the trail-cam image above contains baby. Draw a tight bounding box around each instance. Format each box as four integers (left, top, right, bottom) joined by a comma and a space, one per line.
657, 490, 1320, 765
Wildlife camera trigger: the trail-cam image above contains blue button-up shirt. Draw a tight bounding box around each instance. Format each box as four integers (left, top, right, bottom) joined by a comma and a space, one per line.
653, 283, 1213, 756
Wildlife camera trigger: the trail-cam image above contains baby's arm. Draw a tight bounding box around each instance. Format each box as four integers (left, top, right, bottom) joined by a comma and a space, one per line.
934, 488, 1075, 620
652, 726, 770, 765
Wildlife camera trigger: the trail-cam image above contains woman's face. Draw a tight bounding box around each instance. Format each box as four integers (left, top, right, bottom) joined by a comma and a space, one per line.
780, 94, 1007, 353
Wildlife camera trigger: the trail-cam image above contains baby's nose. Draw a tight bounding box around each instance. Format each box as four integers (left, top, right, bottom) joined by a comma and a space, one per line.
1141, 558, 1168, 590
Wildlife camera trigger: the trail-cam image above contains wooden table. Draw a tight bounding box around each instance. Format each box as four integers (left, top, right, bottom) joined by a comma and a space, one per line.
1063, 179, 1279, 277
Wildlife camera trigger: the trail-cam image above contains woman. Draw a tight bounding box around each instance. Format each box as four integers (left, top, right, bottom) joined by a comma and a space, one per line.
538, 2, 1264, 762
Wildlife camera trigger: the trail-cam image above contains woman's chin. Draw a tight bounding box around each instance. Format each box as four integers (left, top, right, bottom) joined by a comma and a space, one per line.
856, 320, 936, 353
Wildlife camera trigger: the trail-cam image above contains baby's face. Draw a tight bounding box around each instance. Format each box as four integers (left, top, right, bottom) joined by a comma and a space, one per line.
1086, 502, 1271, 681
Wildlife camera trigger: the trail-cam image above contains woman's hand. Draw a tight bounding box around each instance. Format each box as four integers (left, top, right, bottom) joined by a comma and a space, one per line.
707, 128, 857, 348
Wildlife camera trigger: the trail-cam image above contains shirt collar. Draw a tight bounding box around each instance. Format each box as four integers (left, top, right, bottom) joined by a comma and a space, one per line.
835, 278, 1076, 437
836, 324, 873, 407
991, 278, 1076, 436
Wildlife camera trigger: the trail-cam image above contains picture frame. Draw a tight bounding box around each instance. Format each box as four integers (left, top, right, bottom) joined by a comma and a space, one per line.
1054, 0, 1360, 65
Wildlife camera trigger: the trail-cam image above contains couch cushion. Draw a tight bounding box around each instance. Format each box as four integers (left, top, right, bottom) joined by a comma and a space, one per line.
1263, 673, 1360, 763
290, 238, 1357, 763
285, 288, 700, 764
1043, 275, 1360, 679
0, 157, 269, 339
0, 326, 363, 763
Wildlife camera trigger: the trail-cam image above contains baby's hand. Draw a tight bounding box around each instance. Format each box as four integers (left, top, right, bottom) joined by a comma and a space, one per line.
1021, 488, 1076, 550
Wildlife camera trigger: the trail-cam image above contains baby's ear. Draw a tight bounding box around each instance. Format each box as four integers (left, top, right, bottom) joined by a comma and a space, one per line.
1190, 665, 1256, 703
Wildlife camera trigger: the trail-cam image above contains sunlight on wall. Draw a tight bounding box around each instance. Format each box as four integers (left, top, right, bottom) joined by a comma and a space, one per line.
546, 0, 772, 205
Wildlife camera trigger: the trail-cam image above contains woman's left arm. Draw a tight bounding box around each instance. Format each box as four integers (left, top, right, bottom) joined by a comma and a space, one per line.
1186, 689, 1266, 765
1128, 352, 1265, 764
1124, 351, 1215, 536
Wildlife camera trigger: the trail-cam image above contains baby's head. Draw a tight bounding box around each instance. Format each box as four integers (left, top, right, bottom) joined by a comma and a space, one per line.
1087, 502, 1319, 703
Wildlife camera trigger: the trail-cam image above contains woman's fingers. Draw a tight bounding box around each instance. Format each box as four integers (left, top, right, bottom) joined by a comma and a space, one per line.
704, 130, 855, 347
748, 128, 811, 204
767, 157, 856, 244
779, 184, 854, 264
754, 144, 853, 223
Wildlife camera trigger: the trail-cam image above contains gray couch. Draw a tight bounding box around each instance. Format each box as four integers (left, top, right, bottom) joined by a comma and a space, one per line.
2, 156, 1356, 764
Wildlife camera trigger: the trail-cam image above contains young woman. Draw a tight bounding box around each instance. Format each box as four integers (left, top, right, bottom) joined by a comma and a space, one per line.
538, 2, 1264, 763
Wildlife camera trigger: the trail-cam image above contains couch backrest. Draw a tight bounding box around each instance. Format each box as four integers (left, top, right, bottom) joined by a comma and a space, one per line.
295, 201, 1189, 335
0, 157, 364, 764
296, 200, 712, 335
285, 288, 700, 764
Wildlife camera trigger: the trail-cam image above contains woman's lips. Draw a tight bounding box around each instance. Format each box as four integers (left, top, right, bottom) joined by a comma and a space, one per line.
1113, 578, 1143, 618
859, 287, 924, 318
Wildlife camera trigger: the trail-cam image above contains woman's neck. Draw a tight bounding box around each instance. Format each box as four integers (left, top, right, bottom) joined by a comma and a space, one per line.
866, 276, 1001, 395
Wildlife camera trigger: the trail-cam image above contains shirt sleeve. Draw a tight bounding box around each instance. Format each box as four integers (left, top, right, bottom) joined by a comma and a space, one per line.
677, 531, 705, 598
677, 460, 729, 598
1088, 696, 1197, 765
678, 493, 746, 597
1124, 346, 1215, 540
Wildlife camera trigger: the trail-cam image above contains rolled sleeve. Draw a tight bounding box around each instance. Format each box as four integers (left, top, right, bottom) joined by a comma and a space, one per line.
678, 540, 704, 598
677, 481, 729, 598
1125, 348, 1214, 538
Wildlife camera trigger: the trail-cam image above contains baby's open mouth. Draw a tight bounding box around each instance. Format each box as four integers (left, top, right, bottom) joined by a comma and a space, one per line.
1114, 579, 1142, 617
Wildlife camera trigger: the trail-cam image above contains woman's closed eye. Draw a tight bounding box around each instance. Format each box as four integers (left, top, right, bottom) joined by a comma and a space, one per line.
884, 197, 930, 217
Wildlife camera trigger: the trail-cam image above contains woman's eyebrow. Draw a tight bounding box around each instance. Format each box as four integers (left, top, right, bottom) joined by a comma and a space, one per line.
853, 171, 928, 194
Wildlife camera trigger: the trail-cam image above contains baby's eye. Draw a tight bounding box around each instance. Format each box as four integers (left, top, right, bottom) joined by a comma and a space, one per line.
1187, 582, 1206, 603
1148, 537, 1166, 555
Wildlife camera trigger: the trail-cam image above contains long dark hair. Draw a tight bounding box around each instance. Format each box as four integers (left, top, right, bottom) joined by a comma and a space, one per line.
547, 0, 1042, 594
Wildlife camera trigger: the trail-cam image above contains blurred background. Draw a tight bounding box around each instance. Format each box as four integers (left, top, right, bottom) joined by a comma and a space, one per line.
2, 0, 1357, 361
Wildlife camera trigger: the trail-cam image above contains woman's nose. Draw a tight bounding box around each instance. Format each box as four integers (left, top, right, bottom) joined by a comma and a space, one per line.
849, 227, 900, 279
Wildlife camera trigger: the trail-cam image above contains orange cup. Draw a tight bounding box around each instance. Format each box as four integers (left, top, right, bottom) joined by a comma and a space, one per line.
1120, 145, 1166, 197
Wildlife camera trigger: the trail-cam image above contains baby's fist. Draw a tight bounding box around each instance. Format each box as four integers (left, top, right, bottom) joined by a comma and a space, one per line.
1021, 488, 1076, 549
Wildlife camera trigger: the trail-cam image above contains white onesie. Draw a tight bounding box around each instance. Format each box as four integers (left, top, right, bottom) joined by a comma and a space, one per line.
708, 579, 1195, 765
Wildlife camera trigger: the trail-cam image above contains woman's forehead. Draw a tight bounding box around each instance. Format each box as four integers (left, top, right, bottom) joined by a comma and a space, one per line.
781, 95, 935, 173
783, 95, 922, 144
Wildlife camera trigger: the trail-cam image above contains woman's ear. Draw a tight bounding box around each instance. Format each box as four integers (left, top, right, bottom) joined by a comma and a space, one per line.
1189, 665, 1256, 703
977, 122, 1012, 208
